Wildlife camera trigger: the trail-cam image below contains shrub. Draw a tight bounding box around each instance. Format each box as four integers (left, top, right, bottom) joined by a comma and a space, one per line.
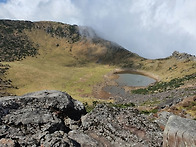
132, 73, 195, 94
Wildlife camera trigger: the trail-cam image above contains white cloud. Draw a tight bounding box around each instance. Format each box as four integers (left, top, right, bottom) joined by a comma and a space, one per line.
0, 0, 79, 23
0, 0, 196, 58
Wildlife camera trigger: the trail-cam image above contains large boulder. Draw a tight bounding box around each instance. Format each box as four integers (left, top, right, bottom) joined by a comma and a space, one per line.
163, 115, 196, 147
0, 90, 86, 146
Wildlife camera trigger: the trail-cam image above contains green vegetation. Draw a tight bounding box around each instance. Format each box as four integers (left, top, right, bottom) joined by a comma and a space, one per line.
132, 73, 196, 94
141, 97, 161, 106
178, 100, 196, 119
140, 108, 158, 114
84, 101, 135, 113
0, 20, 37, 61
42, 23, 80, 42
183, 101, 196, 110
108, 102, 135, 108
84, 102, 96, 113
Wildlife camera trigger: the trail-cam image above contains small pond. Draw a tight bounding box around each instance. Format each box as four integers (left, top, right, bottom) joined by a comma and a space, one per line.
116, 73, 156, 87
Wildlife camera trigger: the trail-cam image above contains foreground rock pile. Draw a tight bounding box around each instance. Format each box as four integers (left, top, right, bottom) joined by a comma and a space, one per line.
0, 90, 195, 146
71, 104, 163, 147
0, 90, 163, 146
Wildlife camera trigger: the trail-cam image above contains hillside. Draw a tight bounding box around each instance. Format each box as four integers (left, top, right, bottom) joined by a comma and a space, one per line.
0, 20, 141, 102
0, 20, 195, 106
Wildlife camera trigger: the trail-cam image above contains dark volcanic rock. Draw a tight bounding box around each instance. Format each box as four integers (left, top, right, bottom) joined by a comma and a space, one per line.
172, 51, 196, 61
0, 90, 86, 146
0, 90, 164, 146
69, 104, 163, 147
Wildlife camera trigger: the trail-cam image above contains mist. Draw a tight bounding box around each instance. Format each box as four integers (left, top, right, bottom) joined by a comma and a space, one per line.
0, 0, 196, 59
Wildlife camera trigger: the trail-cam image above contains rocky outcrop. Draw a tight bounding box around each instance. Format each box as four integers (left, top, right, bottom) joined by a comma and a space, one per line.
1, 90, 196, 146
163, 115, 196, 147
0, 90, 86, 146
70, 104, 163, 147
0, 90, 164, 146
172, 51, 196, 61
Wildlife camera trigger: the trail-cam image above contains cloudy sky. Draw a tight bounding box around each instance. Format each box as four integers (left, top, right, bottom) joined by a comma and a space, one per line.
0, 0, 196, 59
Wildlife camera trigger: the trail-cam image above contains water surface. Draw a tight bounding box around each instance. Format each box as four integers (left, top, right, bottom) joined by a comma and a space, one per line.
116, 73, 156, 87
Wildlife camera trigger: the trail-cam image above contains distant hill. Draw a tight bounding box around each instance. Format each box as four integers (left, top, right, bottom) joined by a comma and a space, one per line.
0, 20, 139, 64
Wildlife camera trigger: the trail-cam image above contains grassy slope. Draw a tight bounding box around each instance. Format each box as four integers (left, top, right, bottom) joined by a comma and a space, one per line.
1, 21, 195, 106
140, 57, 196, 82
4, 29, 115, 104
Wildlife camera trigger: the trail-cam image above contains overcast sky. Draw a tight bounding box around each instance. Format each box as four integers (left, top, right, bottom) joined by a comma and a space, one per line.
0, 0, 196, 59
